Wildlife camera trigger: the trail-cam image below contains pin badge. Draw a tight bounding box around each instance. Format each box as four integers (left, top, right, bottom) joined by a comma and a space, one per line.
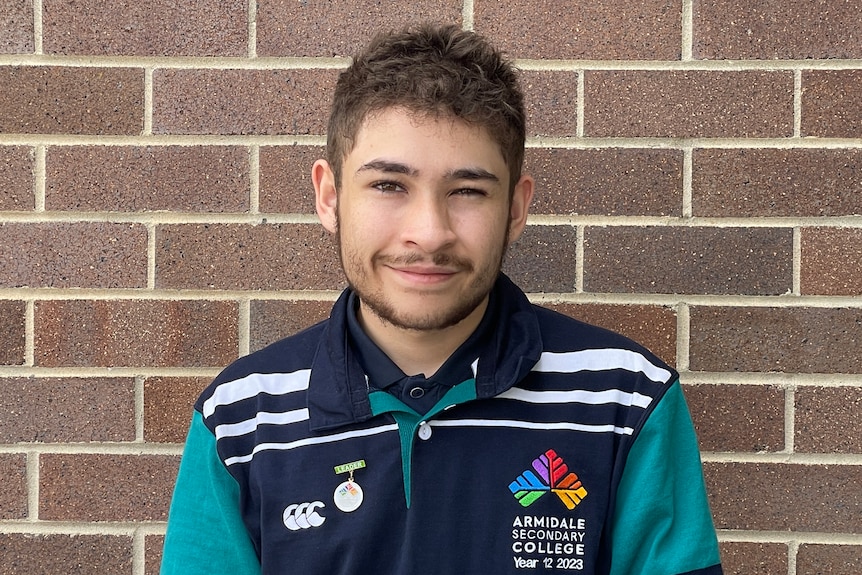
333, 459, 366, 513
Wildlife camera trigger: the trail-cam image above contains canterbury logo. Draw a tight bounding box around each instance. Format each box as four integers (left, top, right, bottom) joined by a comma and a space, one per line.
509, 449, 588, 510
283, 501, 326, 530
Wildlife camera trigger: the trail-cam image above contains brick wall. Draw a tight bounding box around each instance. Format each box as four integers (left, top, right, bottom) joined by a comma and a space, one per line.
1, 1, 860, 573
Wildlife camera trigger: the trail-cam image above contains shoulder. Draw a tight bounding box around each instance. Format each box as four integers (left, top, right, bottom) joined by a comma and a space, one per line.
533, 305, 664, 358
227, 319, 326, 379
195, 319, 329, 414
529, 304, 678, 387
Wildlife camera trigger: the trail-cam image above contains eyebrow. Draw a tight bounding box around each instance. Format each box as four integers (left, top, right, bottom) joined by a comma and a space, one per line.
356, 160, 417, 176
445, 167, 500, 182
356, 159, 500, 183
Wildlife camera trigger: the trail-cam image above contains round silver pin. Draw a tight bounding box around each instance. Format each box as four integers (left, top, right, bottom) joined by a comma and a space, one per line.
333, 480, 364, 512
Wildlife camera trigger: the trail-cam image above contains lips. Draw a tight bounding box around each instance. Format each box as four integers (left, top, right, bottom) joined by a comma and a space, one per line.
388, 265, 458, 285
378, 254, 472, 286
393, 263, 458, 275
377, 252, 472, 271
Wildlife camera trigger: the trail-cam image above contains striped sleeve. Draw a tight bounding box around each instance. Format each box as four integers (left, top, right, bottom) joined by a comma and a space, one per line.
609, 381, 723, 575
161, 411, 261, 575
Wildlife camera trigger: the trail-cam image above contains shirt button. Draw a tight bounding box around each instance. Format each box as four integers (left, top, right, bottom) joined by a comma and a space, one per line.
409, 387, 425, 399
418, 422, 432, 440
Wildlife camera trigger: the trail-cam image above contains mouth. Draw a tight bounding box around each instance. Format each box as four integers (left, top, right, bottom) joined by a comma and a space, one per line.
378, 253, 472, 286
387, 264, 460, 285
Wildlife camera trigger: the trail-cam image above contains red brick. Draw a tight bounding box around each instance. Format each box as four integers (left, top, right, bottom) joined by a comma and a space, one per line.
694, 0, 862, 60
256, 0, 461, 57
0, 146, 33, 210
152, 69, 338, 135
690, 307, 862, 374
718, 542, 788, 575
144, 376, 210, 443
583, 226, 793, 295
796, 386, 862, 454
0, 222, 147, 288
705, 462, 862, 532
40, 454, 178, 521
0, 378, 135, 442
145, 535, 164, 575
46, 146, 250, 212
259, 145, 321, 214
475, 0, 680, 60
0, 0, 33, 54
0, 534, 132, 575
504, 225, 577, 293
684, 384, 785, 452
522, 71, 579, 137
542, 303, 677, 364
156, 223, 344, 290
525, 148, 683, 216
0, 66, 143, 135
801, 227, 862, 296
34, 300, 239, 368
802, 70, 862, 138
585, 70, 794, 138
250, 300, 333, 353
42, 0, 246, 56
797, 544, 862, 575
0, 300, 25, 365
693, 148, 862, 217
0, 454, 27, 520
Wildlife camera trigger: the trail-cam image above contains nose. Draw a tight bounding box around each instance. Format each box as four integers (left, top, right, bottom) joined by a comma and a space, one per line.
400, 194, 457, 253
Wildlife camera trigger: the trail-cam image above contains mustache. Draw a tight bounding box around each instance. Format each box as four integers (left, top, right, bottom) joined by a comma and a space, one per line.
375, 252, 474, 270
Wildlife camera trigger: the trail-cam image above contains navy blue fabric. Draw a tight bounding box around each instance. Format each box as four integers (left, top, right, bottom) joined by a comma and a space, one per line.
193, 274, 721, 575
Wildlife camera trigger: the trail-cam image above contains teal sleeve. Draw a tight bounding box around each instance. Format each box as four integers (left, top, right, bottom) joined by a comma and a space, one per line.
161, 411, 260, 575
609, 381, 721, 575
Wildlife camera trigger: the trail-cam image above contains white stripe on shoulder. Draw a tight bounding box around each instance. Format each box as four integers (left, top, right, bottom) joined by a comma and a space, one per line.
431, 418, 633, 436
224, 423, 399, 466
499, 387, 653, 408
202, 370, 311, 419
215, 408, 310, 440
532, 349, 672, 383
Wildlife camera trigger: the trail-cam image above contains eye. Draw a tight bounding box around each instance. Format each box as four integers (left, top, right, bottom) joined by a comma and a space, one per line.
372, 181, 405, 193
451, 187, 488, 197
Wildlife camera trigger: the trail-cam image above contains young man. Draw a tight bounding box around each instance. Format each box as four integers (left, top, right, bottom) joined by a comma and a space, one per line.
161, 25, 723, 575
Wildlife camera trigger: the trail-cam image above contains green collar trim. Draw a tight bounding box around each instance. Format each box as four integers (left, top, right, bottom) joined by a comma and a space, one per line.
368, 379, 477, 507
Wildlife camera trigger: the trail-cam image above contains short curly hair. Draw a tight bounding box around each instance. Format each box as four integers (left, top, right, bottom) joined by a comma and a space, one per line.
326, 24, 526, 190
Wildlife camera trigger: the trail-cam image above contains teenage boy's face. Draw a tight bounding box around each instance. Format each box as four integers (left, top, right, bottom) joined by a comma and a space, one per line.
314, 107, 532, 333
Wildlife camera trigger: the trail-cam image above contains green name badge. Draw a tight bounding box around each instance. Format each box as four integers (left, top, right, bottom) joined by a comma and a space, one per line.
334, 460, 367, 475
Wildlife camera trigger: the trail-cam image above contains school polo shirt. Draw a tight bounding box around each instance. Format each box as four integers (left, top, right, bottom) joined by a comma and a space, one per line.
161, 274, 723, 575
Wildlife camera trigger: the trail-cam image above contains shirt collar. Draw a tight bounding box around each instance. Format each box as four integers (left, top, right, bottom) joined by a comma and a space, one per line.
345, 290, 493, 389
307, 274, 543, 431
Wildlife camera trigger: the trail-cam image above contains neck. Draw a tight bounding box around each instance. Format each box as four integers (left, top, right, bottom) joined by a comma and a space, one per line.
357, 298, 488, 377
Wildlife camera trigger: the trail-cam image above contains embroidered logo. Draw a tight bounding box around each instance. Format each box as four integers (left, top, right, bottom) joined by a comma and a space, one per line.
509, 449, 588, 510
283, 501, 326, 530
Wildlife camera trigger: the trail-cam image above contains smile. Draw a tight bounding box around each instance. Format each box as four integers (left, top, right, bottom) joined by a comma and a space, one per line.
388, 265, 460, 285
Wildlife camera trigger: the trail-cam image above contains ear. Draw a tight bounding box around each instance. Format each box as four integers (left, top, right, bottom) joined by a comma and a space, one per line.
312, 159, 338, 234
507, 174, 534, 244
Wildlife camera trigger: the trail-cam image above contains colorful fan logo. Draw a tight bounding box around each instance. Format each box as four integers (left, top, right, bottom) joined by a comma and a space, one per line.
509, 449, 588, 510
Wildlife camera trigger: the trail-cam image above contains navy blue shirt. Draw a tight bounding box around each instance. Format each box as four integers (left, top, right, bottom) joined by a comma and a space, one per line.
163, 274, 723, 575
